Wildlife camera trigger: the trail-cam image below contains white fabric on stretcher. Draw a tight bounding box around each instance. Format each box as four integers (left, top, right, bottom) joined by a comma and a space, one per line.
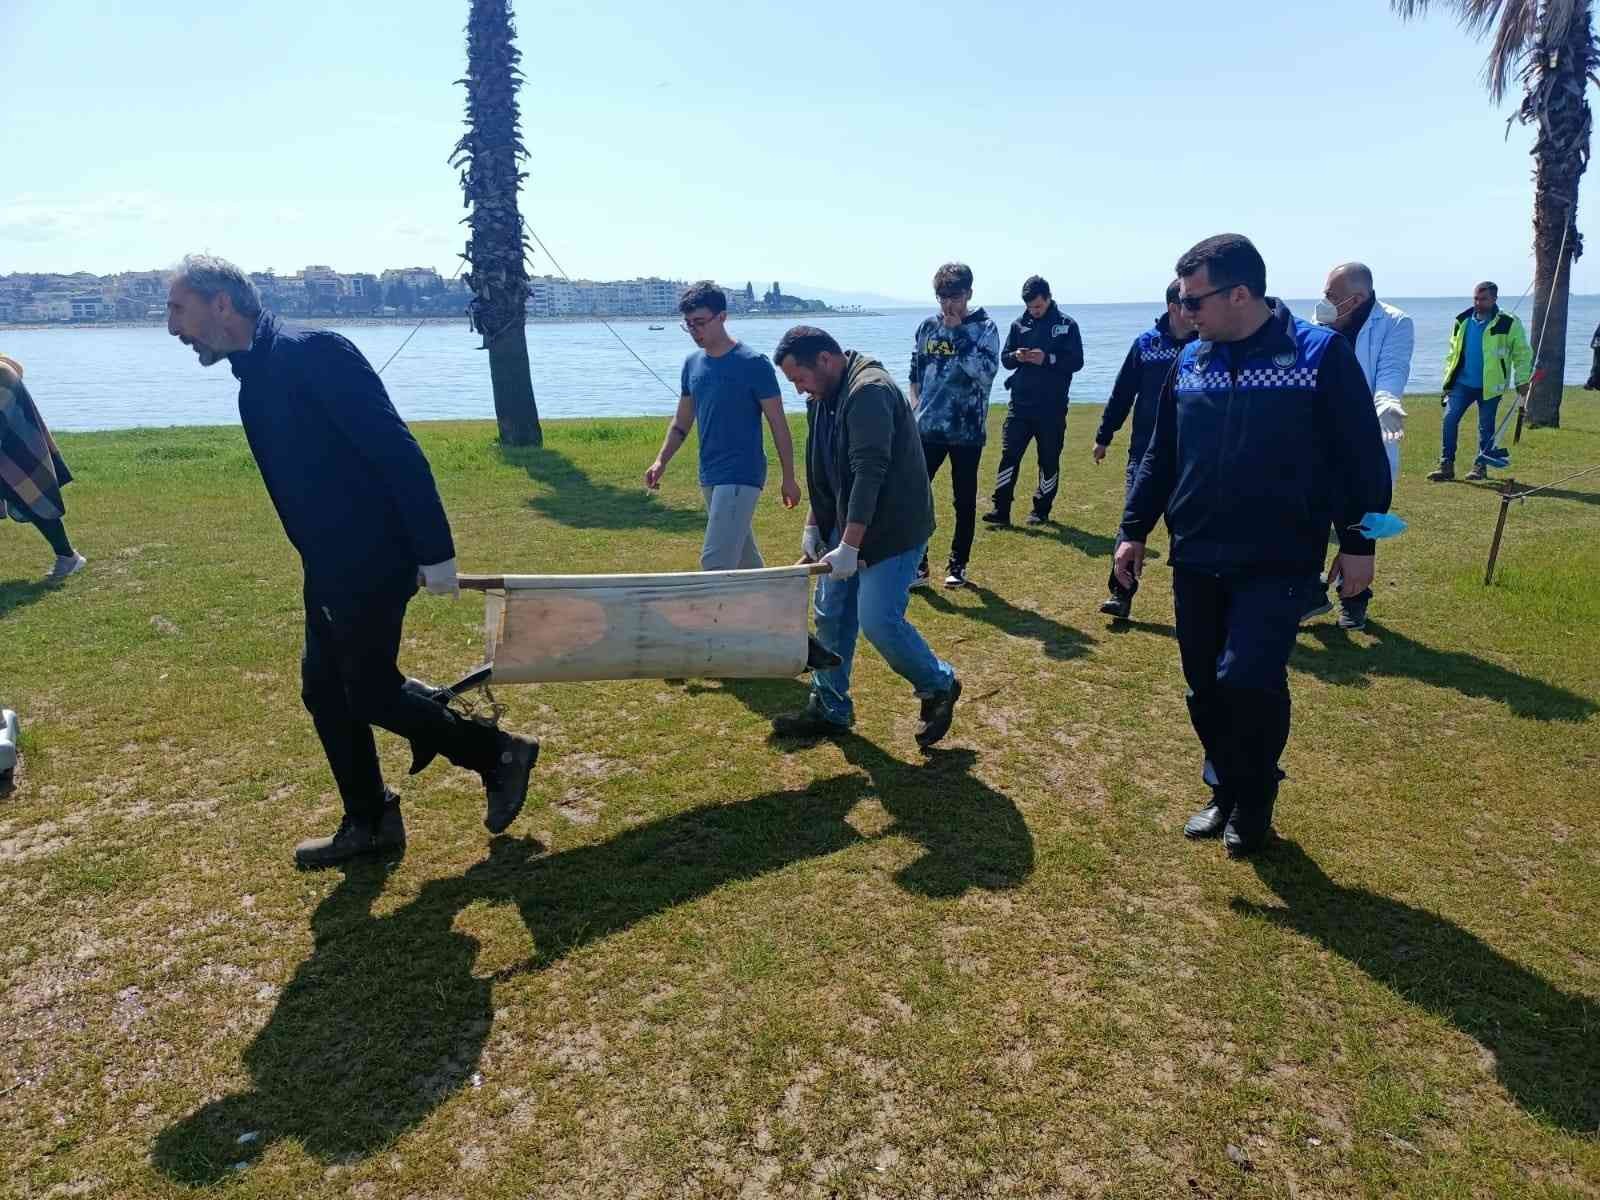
480, 565, 815, 684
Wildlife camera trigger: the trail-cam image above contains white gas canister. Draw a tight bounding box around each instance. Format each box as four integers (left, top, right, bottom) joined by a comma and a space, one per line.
0, 708, 18, 774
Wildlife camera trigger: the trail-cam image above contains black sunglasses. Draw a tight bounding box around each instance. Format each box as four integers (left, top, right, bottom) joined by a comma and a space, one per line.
1177, 283, 1240, 313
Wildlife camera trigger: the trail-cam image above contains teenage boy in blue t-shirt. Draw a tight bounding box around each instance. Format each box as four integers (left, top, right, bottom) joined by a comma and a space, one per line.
645, 281, 800, 568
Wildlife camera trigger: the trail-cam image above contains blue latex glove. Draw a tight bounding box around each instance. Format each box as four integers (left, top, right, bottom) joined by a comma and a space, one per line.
1353, 512, 1407, 540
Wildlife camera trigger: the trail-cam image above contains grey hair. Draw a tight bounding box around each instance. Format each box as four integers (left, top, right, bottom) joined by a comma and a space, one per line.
170, 253, 262, 318
1475, 280, 1499, 298
1331, 261, 1374, 293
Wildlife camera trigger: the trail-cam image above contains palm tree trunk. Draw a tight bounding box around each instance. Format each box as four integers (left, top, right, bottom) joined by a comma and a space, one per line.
1525, 4, 1595, 429
455, 0, 542, 447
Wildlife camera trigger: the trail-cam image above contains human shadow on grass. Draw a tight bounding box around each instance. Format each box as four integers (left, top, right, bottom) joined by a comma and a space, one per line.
0, 577, 55, 621
1002, 521, 1120, 558
153, 743, 1030, 1183
500, 444, 705, 533
918, 583, 1095, 662
1293, 621, 1596, 723
1232, 840, 1600, 1136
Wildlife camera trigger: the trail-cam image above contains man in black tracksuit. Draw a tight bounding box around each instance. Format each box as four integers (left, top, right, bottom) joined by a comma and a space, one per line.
983, 275, 1083, 526
1116, 235, 1390, 858
1092, 279, 1196, 618
166, 255, 539, 869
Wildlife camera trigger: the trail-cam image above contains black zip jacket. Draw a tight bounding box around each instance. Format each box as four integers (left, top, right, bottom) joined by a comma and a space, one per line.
1000, 303, 1083, 415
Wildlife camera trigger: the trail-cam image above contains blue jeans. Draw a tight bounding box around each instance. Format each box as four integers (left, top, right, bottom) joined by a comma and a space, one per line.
810, 539, 956, 725
1441, 383, 1499, 467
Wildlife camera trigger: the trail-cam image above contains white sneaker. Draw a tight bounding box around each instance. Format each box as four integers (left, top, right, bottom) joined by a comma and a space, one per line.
46, 553, 86, 582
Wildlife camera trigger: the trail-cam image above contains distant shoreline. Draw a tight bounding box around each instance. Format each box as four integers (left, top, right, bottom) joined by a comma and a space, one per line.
0, 309, 881, 333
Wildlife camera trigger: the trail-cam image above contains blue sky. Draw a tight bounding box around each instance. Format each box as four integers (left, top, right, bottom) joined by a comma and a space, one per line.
5, 0, 1596, 304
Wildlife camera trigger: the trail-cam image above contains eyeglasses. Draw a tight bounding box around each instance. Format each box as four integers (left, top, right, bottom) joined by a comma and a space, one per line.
1177, 283, 1239, 313
682, 314, 721, 332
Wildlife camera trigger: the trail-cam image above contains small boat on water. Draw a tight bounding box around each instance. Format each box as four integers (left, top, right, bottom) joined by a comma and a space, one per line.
647, 324, 665, 330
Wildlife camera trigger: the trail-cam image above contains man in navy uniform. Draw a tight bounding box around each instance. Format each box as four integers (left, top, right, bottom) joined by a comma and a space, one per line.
166, 254, 539, 869
1114, 235, 1390, 856
1091, 279, 1195, 619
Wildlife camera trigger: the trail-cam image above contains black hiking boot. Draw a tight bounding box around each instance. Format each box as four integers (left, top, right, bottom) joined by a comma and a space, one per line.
483, 730, 540, 834
1427, 462, 1454, 482
981, 508, 1011, 527
915, 677, 962, 748
294, 799, 405, 870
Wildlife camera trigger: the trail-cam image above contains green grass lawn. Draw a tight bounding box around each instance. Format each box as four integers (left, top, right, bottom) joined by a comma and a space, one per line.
3, 393, 1598, 1199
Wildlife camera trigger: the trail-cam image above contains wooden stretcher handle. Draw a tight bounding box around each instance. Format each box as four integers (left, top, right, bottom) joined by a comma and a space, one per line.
458, 563, 833, 591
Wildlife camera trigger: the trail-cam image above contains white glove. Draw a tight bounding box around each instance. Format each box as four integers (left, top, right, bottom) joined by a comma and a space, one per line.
820, 541, 859, 580
1376, 397, 1406, 441
418, 557, 459, 598
801, 524, 827, 563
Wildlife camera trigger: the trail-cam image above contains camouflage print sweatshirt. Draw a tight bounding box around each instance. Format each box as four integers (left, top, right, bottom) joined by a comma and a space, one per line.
909, 308, 1000, 447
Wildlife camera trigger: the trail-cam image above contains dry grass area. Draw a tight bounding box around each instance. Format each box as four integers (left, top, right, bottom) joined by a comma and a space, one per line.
2, 396, 1598, 1199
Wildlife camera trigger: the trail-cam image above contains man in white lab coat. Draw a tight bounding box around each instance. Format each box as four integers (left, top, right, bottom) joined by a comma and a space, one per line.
1305, 262, 1412, 630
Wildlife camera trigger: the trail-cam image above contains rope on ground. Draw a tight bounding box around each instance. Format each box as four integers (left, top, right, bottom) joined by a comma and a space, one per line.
526, 226, 680, 400
1508, 462, 1600, 500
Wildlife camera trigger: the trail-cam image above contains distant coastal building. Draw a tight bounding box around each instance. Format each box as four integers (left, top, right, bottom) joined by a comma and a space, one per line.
0, 265, 832, 324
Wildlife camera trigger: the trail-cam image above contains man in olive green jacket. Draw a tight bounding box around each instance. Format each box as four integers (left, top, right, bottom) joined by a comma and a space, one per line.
768, 325, 960, 748
1431, 281, 1533, 482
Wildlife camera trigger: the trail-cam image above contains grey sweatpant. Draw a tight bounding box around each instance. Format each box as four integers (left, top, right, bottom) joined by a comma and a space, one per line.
700, 484, 764, 570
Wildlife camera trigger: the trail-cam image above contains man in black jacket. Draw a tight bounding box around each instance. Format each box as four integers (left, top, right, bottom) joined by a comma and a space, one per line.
1115, 235, 1390, 857
1092, 280, 1196, 618
768, 326, 960, 748
166, 254, 538, 869
982, 276, 1083, 527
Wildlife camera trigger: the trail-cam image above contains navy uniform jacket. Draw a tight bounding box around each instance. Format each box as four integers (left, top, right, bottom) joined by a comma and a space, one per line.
1095, 313, 1193, 464
229, 311, 454, 604
1120, 303, 1391, 577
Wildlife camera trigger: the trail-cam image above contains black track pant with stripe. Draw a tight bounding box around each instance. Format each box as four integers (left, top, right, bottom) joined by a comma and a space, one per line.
990, 408, 1066, 519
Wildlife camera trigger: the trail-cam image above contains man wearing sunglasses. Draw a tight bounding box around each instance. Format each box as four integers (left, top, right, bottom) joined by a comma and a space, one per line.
645, 281, 801, 569
1114, 235, 1391, 857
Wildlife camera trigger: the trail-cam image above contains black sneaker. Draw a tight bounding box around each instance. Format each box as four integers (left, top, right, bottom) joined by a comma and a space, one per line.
1299, 590, 1334, 624
294, 801, 406, 870
772, 698, 851, 739
912, 561, 932, 588
980, 509, 1010, 526
1337, 591, 1371, 631
1099, 593, 1131, 620
1024, 512, 1047, 526
943, 563, 968, 589
484, 730, 540, 834
915, 677, 962, 748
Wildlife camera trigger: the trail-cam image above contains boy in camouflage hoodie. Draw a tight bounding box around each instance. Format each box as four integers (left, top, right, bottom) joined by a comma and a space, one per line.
909, 263, 1000, 588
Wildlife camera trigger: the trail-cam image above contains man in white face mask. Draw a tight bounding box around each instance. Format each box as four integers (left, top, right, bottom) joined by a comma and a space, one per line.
1305, 262, 1413, 630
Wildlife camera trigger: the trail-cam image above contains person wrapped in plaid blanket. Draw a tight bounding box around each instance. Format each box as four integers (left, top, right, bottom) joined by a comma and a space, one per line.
0, 354, 86, 582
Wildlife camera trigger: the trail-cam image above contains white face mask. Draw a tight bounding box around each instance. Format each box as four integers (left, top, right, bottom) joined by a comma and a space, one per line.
1313, 300, 1339, 325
